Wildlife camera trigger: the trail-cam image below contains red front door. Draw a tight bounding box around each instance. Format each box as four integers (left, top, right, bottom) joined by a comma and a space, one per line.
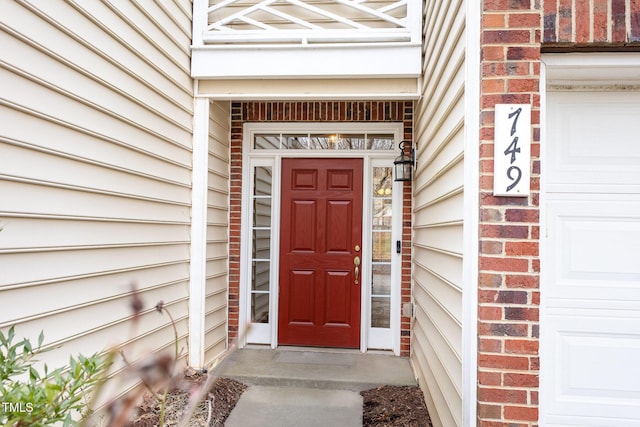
278, 158, 363, 348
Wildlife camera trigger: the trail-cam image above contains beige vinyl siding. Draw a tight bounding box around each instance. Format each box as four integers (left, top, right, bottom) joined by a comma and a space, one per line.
204, 101, 230, 364
0, 0, 193, 403
412, 1, 466, 426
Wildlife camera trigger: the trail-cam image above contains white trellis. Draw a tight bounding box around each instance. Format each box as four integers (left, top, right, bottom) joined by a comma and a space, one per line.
202, 0, 420, 44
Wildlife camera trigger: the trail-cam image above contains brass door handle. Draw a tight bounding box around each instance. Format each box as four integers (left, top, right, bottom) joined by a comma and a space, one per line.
354, 256, 360, 284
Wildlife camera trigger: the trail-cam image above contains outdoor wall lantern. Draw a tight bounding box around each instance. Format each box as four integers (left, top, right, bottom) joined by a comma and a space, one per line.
393, 140, 415, 182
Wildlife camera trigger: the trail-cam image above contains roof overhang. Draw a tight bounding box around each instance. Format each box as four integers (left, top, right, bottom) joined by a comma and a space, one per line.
195, 76, 420, 100
191, 43, 422, 80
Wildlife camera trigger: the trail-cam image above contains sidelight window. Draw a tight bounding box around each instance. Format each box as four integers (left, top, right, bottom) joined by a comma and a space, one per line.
251, 166, 273, 323
371, 167, 393, 328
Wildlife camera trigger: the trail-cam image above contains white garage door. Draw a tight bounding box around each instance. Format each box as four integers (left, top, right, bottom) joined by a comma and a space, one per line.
541, 84, 640, 426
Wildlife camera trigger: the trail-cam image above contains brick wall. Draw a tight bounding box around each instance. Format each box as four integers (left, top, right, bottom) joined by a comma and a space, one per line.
543, 0, 640, 45
479, 2, 542, 426
228, 101, 413, 356
479, 1, 639, 425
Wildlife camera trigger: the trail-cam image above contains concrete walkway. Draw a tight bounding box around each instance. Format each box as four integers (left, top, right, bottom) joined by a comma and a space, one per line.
216, 347, 417, 427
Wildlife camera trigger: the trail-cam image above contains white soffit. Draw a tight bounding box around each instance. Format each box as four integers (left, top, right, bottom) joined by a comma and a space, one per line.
196, 77, 420, 100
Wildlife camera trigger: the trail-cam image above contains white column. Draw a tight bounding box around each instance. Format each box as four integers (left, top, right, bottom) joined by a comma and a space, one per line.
462, 0, 481, 425
191, 0, 206, 47
189, 97, 210, 368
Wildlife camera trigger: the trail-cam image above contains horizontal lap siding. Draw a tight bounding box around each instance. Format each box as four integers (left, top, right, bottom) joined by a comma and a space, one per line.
412, 1, 466, 426
0, 0, 193, 403
205, 101, 230, 365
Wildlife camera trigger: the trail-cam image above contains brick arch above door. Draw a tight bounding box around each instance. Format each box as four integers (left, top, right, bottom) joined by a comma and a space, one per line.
227, 100, 414, 356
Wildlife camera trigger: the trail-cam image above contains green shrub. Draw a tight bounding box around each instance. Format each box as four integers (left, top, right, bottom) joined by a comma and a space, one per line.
0, 326, 109, 427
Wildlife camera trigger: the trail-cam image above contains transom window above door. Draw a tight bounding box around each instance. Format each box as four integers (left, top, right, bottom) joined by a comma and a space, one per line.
253, 133, 396, 150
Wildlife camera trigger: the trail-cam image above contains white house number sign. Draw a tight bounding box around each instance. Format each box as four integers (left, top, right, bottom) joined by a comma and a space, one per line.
493, 104, 531, 197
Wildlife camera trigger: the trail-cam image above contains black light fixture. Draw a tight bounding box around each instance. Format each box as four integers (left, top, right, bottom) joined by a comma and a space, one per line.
393, 140, 415, 182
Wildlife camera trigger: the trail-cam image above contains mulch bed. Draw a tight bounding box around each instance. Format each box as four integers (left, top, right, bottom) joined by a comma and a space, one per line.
129, 377, 247, 427
130, 376, 431, 426
361, 385, 432, 427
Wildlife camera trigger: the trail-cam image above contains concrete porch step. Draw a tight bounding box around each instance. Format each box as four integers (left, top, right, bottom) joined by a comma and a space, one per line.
214, 346, 417, 391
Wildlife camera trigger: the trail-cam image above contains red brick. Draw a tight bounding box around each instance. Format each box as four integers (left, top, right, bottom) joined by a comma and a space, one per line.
480, 175, 495, 191
496, 290, 529, 304
506, 46, 540, 60
531, 291, 540, 305
505, 208, 539, 223
505, 307, 539, 321
478, 385, 528, 403
484, 13, 506, 28
480, 337, 504, 352
505, 274, 539, 289
478, 291, 499, 305
478, 403, 502, 419
530, 390, 539, 405
612, 0, 627, 42
480, 127, 495, 140
482, 46, 506, 61
575, 0, 591, 43
480, 256, 530, 272
544, 10, 557, 42
481, 208, 504, 222
479, 322, 529, 337
558, 0, 573, 42
480, 160, 494, 173
482, 78, 507, 93
480, 272, 504, 287
632, 0, 640, 42
593, 0, 609, 41
505, 241, 539, 256
504, 405, 538, 421
482, 240, 504, 254
504, 373, 539, 387
508, 12, 541, 28
507, 78, 540, 92
479, 142, 495, 157
482, 62, 532, 78
532, 324, 540, 339
484, 0, 531, 11
481, 93, 532, 108
481, 110, 496, 126
481, 224, 529, 239
480, 193, 530, 207
479, 306, 504, 320
532, 258, 540, 272
483, 29, 533, 44
479, 370, 503, 386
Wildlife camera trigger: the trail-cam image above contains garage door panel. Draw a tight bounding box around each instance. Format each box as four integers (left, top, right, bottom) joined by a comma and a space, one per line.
544, 309, 640, 424
547, 197, 640, 303
547, 91, 640, 193
543, 81, 640, 426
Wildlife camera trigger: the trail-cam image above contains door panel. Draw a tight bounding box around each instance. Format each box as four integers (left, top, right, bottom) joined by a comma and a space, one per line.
279, 158, 363, 348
